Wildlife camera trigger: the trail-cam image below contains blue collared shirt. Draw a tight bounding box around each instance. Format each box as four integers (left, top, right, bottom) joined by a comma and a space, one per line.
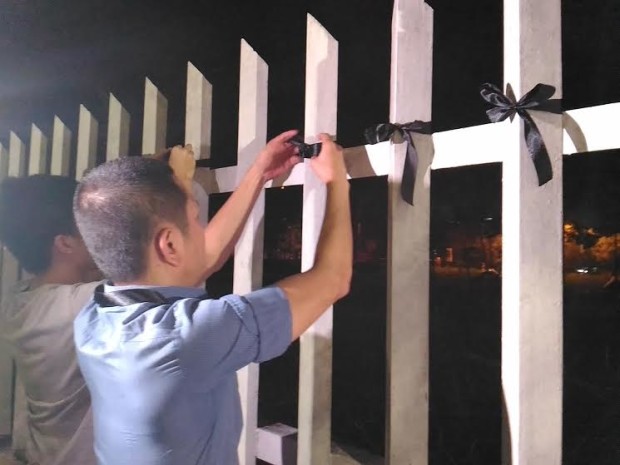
74, 284, 291, 465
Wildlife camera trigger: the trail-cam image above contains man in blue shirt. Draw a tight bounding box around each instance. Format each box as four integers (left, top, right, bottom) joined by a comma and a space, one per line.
72, 131, 352, 465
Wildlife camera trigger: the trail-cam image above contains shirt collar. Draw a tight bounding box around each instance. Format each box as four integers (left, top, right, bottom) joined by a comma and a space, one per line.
103, 282, 206, 300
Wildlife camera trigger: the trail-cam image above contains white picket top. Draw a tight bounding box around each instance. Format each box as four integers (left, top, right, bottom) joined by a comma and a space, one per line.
51, 116, 72, 176
107, 93, 131, 161
29, 124, 49, 175
142, 78, 168, 155
76, 105, 99, 180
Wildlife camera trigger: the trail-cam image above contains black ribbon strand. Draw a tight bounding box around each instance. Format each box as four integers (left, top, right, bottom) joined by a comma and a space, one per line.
480, 82, 561, 186
364, 121, 432, 205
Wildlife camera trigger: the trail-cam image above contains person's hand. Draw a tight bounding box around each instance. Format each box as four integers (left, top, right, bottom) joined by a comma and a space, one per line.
309, 134, 347, 184
157, 145, 196, 193
254, 130, 302, 182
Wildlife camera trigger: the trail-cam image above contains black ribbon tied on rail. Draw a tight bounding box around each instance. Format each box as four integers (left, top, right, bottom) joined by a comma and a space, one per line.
364, 121, 432, 205
165, 136, 321, 168
288, 136, 322, 159
480, 82, 562, 186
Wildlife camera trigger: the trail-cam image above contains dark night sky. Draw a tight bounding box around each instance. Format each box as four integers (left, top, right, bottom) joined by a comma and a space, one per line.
0, 0, 619, 170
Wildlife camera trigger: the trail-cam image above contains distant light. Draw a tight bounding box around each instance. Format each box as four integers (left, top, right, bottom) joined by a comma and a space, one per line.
575, 266, 598, 274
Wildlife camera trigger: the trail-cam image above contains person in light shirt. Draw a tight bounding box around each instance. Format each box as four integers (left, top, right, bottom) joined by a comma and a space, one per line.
0, 173, 102, 465
0, 132, 301, 465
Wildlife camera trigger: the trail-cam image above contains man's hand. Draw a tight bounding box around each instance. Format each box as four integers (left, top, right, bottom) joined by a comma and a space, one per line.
161, 145, 196, 193
168, 144, 196, 180
309, 134, 347, 184
254, 129, 302, 182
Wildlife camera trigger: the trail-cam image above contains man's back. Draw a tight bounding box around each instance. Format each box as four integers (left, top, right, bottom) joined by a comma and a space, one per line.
74, 284, 291, 465
72, 134, 350, 465
0, 279, 99, 465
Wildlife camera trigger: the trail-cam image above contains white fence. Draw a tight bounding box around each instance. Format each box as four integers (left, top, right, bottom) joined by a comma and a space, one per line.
1, 0, 620, 464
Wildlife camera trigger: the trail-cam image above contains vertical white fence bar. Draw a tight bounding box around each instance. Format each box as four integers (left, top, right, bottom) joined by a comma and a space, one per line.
234, 40, 268, 465
142, 78, 168, 155
29, 125, 48, 174
51, 116, 72, 176
298, 14, 338, 465
386, 1, 433, 464
0, 141, 10, 437
0, 143, 6, 280
0, 133, 27, 436
0, 143, 7, 179
0, 141, 8, 289
76, 105, 99, 180
502, 0, 563, 464
3, 132, 27, 295
186, 62, 213, 160
106, 93, 130, 161
0, 340, 9, 437
185, 62, 213, 224
8, 132, 26, 177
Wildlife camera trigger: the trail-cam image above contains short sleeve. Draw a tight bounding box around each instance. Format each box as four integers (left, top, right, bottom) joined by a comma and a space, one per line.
178, 286, 291, 388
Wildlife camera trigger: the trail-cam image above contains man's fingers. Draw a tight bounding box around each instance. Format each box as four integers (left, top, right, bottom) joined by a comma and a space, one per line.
275, 129, 299, 144
151, 149, 170, 161
318, 133, 333, 144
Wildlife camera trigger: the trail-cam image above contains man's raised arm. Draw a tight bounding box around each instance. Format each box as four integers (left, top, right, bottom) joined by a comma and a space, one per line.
275, 134, 353, 340
166, 130, 301, 279
200, 129, 300, 276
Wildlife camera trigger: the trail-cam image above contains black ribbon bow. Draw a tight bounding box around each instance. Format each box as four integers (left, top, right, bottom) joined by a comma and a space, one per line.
288, 136, 322, 159
480, 82, 562, 186
364, 121, 432, 205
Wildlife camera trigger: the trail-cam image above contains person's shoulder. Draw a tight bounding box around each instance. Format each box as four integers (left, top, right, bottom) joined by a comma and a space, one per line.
221, 286, 289, 308
46, 280, 103, 303
1, 279, 99, 317
31, 281, 104, 321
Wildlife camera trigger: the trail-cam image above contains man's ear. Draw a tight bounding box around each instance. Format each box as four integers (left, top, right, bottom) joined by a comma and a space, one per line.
154, 226, 184, 267
53, 234, 79, 255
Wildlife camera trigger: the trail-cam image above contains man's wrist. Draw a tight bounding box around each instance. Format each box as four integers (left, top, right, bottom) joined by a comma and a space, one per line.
175, 175, 193, 195
327, 176, 349, 189
246, 162, 269, 187
246, 159, 269, 185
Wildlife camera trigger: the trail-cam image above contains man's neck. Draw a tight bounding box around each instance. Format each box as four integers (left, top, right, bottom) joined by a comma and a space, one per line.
115, 271, 202, 289
34, 265, 88, 286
